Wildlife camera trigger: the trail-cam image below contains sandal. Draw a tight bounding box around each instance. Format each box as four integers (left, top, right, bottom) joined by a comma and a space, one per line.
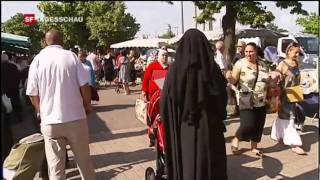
291, 147, 307, 155
251, 149, 265, 158
231, 146, 240, 155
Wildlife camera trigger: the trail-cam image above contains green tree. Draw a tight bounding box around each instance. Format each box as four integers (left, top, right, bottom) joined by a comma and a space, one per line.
37, 1, 140, 50
2, 13, 44, 54
86, 1, 140, 48
265, 22, 288, 33
296, 12, 319, 35
37, 1, 94, 50
186, 1, 308, 65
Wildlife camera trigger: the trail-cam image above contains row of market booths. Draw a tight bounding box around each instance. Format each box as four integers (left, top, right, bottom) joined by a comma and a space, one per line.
109, 30, 225, 64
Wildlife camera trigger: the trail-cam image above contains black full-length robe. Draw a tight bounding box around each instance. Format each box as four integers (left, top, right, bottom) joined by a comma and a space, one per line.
160, 29, 228, 180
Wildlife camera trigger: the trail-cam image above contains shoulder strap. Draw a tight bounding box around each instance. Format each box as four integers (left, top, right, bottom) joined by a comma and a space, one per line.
252, 60, 259, 91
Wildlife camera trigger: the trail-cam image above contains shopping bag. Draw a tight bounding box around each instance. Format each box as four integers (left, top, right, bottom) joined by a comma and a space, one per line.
285, 85, 304, 102
135, 98, 148, 124
3, 133, 46, 180
2, 94, 13, 113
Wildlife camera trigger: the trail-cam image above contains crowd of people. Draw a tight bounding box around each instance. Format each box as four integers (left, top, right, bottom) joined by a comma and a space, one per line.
1, 52, 33, 163
142, 28, 308, 180
1, 28, 311, 180
69, 46, 166, 96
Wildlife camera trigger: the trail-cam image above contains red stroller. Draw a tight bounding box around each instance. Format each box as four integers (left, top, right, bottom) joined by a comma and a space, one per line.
145, 71, 167, 180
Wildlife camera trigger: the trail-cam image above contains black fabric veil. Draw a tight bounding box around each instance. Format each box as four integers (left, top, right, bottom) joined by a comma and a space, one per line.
160, 29, 228, 180
163, 28, 227, 124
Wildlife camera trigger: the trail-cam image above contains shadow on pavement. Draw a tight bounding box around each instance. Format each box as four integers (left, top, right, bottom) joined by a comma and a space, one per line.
291, 168, 319, 180
87, 104, 145, 142
90, 128, 146, 143
227, 154, 288, 180
66, 148, 155, 179
87, 110, 112, 135
93, 104, 135, 112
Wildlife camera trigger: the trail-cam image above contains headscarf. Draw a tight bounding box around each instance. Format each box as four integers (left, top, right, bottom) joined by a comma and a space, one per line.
164, 29, 227, 124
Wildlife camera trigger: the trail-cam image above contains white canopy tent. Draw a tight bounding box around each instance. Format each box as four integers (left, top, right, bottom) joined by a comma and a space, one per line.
110, 38, 169, 48
167, 30, 224, 45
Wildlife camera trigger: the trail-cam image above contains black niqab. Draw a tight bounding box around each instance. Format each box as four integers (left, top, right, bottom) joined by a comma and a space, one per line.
166, 28, 227, 124
160, 29, 228, 180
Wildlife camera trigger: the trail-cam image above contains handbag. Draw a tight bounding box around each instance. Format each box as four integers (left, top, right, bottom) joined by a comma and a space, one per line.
91, 86, 99, 101
238, 62, 259, 110
285, 85, 304, 102
238, 91, 254, 110
135, 98, 148, 124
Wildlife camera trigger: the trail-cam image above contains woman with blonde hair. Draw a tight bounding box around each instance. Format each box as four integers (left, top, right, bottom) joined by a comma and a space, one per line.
270, 42, 306, 155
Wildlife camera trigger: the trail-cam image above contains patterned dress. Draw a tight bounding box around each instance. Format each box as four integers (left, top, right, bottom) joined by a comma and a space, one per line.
278, 61, 301, 120
235, 58, 269, 142
119, 56, 130, 83
271, 61, 302, 146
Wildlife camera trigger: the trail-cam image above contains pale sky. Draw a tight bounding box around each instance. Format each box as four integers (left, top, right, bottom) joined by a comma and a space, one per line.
1, 1, 319, 38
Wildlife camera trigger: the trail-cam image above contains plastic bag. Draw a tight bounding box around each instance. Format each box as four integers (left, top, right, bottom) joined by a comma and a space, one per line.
2, 94, 13, 113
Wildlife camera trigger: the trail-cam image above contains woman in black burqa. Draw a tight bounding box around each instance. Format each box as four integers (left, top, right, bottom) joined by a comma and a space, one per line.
160, 29, 228, 180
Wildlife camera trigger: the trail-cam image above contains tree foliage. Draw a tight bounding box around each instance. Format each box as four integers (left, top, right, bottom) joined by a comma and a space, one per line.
190, 1, 308, 65
37, 2, 91, 50
296, 12, 319, 36
37, 1, 140, 50
2, 13, 44, 54
86, 1, 140, 48
265, 22, 288, 33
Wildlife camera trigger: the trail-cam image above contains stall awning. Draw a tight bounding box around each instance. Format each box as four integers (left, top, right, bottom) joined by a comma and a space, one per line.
1, 32, 31, 53
1, 32, 31, 47
110, 38, 169, 48
167, 30, 224, 45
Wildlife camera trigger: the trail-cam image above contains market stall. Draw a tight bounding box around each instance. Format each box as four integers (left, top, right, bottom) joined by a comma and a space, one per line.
110, 38, 169, 48
1, 32, 31, 53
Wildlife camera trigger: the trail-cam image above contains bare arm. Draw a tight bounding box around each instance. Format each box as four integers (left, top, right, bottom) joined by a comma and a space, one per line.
29, 95, 40, 112
226, 62, 241, 85
269, 62, 284, 83
80, 83, 92, 114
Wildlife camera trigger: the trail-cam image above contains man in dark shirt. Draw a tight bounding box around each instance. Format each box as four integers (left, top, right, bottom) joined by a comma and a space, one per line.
1, 53, 22, 122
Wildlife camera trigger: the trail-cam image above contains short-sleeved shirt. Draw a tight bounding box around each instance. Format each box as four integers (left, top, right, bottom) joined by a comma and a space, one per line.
235, 58, 269, 107
26, 45, 89, 125
86, 53, 100, 71
214, 50, 228, 71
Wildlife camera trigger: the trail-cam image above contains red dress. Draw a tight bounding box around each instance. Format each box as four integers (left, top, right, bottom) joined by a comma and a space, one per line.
142, 61, 168, 100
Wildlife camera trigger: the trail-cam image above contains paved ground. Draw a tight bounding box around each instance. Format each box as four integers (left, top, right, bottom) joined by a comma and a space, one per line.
9, 84, 319, 180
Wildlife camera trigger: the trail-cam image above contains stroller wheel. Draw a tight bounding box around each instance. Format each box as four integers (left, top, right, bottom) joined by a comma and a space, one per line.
145, 167, 156, 180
